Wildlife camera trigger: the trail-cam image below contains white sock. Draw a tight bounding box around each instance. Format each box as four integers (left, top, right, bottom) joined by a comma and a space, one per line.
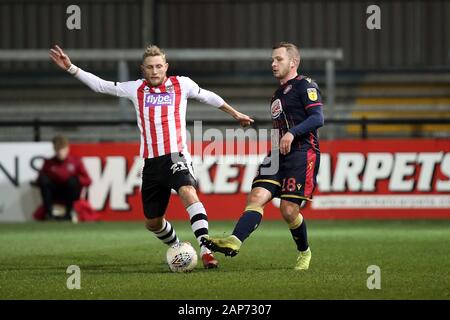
186, 202, 211, 255
153, 219, 179, 246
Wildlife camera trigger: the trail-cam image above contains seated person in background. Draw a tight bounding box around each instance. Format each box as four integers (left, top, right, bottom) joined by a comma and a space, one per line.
37, 135, 92, 220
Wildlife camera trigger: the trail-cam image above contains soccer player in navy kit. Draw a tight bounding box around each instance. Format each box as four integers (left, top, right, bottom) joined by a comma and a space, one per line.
202, 42, 324, 270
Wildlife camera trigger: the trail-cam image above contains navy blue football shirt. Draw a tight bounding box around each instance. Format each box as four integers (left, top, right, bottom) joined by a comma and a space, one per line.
270, 75, 324, 152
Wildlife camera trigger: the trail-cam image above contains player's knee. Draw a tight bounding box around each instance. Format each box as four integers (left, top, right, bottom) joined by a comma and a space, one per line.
178, 185, 196, 195
247, 187, 271, 207
280, 200, 300, 222
178, 185, 199, 207
145, 217, 164, 231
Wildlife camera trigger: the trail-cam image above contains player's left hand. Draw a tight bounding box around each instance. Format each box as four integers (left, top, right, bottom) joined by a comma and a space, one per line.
234, 112, 254, 128
280, 132, 294, 155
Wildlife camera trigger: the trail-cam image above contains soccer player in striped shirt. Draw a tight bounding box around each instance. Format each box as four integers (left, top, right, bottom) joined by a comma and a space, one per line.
202, 42, 324, 270
49, 45, 254, 269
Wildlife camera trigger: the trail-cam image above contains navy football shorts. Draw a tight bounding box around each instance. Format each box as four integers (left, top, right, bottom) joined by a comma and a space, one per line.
252, 149, 320, 206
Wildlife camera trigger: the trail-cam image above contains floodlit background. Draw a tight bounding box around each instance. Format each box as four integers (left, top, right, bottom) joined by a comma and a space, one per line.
0, 0, 449, 300
1, 0, 449, 141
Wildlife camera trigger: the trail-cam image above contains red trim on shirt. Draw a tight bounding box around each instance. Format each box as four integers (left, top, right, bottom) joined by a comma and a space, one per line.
170, 76, 183, 152
159, 84, 171, 155
137, 81, 149, 158
305, 102, 323, 109
149, 86, 159, 157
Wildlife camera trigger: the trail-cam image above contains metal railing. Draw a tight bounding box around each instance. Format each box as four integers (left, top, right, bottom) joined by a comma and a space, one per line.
0, 118, 448, 142
0, 48, 343, 111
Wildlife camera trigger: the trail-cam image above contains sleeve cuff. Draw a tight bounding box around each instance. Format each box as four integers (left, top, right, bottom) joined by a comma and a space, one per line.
288, 128, 298, 137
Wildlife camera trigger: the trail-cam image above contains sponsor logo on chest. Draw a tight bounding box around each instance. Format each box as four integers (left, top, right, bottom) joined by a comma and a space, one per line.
271, 98, 283, 119
144, 92, 175, 107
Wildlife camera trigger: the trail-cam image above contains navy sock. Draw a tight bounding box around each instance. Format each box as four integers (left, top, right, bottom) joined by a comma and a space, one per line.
232, 210, 262, 242
290, 219, 309, 252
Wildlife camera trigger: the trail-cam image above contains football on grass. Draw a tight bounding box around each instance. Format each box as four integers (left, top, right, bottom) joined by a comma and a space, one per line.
166, 242, 198, 273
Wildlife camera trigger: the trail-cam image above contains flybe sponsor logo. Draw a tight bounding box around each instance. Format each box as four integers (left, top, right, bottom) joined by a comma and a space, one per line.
144, 93, 174, 107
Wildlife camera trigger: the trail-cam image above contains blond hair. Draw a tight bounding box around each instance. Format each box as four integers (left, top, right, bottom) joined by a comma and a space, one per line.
142, 45, 166, 62
273, 42, 300, 66
52, 135, 69, 151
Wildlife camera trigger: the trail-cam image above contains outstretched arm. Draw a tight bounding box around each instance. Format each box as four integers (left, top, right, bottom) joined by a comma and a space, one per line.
218, 103, 254, 128
49, 45, 132, 98
194, 88, 254, 127
183, 77, 254, 128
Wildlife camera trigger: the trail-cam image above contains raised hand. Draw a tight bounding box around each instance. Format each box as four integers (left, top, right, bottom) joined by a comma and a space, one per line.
49, 45, 72, 71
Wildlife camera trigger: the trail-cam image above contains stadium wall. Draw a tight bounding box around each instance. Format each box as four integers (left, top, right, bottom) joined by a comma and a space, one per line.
1, 0, 449, 71
1, 139, 449, 222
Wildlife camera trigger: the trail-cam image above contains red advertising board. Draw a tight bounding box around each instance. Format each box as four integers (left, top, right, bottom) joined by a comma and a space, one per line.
70, 139, 450, 220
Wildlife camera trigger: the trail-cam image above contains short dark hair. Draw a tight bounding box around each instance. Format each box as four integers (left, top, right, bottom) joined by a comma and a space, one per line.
52, 135, 69, 151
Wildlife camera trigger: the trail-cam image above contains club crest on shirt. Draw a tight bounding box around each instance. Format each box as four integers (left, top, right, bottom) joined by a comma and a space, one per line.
271, 98, 283, 119
144, 92, 175, 107
307, 88, 318, 101
283, 85, 292, 94
166, 85, 175, 93
144, 86, 150, 92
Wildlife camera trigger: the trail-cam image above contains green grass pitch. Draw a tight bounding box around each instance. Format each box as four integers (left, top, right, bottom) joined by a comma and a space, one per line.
0, 220, 449, 299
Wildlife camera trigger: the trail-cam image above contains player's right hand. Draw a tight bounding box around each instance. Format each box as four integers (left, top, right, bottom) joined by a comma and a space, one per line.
49, 45, 72, 71
279, 131, 294, 155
